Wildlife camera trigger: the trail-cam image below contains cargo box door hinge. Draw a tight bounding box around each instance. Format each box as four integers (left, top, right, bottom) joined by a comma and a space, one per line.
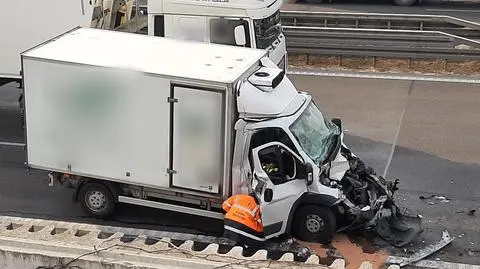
167, 97, 178, 103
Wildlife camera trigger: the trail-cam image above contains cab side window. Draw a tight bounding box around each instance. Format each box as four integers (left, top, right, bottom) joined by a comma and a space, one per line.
281, 148, 295, 179
257, 145, 306, 185
250, 128, 305, 185
209, 18, 251, 47
250, 128, 298, 155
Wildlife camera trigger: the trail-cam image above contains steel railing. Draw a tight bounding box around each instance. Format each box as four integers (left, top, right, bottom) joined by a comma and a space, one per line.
281, 11, 480, 61
280, 11, 480, 39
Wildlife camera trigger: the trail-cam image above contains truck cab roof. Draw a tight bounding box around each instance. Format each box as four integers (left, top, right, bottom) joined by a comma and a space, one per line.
21, 27, 267, 84
150, 0, 280, 19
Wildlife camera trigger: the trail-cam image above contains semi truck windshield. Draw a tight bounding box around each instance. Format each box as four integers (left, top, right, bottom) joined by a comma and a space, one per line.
253, 10, 282, 49
289, 102, 340, 165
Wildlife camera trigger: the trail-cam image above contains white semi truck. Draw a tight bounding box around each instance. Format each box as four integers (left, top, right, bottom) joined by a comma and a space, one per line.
21, 27, 419, 244
0, 0, 286, 86
145, 0, 287, 70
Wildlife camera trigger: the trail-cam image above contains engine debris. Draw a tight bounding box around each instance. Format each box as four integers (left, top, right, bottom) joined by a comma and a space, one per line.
331, 146, 422, 247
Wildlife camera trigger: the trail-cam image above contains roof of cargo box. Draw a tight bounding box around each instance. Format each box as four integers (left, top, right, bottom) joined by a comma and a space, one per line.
21, 27, 267, 84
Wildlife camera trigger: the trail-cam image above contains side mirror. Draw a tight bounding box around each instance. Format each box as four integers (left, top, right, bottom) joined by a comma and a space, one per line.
306, 163, 314, 185
264, 188, 273, 202
331, 118, 342, 130
234, 25, 247, 46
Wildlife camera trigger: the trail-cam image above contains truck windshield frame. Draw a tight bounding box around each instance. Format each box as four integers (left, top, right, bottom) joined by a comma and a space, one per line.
289, 101, 341, 165
253, 10, 282, 49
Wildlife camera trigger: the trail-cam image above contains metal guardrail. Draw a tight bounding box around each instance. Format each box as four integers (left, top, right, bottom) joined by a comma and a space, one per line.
281, 11, 480, 61
280, 11, 480, 39
284, 26, 480, 60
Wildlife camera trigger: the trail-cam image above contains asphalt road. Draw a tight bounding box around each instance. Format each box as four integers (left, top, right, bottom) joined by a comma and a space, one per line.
1, 76, 480, 266
283, 0, 480, 23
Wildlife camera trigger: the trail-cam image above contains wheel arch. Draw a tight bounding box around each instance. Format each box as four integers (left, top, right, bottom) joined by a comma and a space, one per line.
285, 192, 340, 236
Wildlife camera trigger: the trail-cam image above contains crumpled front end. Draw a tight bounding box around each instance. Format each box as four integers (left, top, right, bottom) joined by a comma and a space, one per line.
330, 145, 423, 247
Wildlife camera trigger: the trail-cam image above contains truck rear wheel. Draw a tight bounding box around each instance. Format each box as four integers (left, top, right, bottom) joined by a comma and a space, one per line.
79, 182, 115, 218
292, 205, 336, 244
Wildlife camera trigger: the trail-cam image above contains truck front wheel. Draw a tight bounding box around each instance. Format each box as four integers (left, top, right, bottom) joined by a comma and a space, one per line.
292, 205, 336, 244
79, 182, 115, 218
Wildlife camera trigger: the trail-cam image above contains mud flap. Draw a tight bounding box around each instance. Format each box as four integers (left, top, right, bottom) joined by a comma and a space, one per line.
375, 212, 423, 247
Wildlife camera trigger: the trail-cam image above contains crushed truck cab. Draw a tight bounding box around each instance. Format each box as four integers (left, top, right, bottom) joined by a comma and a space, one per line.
232, 59, 418, 244
21, 27, 420, 245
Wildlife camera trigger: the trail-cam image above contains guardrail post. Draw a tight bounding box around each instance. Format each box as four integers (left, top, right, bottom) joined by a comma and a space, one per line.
408, 58, 412, 69
306, 54, 311, 65
420, 22, 424, 31
444, 59, 448, 72
373, 56, 377, 69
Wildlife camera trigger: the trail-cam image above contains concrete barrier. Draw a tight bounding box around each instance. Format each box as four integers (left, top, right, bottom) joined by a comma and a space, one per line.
0, 216, 399, 269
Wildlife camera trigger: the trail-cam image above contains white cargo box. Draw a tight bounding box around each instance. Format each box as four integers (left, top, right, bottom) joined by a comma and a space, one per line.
21, 27, 267, 197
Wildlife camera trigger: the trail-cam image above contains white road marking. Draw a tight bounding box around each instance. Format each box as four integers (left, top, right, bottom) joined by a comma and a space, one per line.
426, 9, 480, 13
0, 141, 25, 147
388, 256, 480, 269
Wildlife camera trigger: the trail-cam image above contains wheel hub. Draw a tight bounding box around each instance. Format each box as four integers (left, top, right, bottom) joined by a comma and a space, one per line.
86, 190, 107, 212
306, 214, 325, 233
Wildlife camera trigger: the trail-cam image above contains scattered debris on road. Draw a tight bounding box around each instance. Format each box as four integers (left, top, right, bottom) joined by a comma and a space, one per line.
467, 249, 480, 257
419, 194, 451, 204
374, 210, 423, 247
386, 230, 455, 267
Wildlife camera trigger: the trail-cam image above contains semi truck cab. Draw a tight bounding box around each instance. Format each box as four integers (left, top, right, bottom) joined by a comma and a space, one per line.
147, 0, 288, 70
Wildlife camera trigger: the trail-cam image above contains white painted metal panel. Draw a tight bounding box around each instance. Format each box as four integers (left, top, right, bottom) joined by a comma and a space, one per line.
171, 86, 225, 193
21, 27, 266, 84
150, 0, 279, 19
164, 15, 209, 42
0, 0, 94, 79
23, 58, 170, 188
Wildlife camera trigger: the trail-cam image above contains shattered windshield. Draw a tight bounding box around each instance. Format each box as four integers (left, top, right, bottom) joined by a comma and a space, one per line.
253, 10, 282, 49
289, 102, 341, 164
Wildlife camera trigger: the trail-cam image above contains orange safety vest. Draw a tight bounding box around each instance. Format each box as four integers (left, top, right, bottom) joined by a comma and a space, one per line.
222, 194, 264, 234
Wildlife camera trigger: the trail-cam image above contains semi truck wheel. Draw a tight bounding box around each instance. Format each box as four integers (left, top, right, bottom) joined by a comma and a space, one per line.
292, 205, 336, 244
79, 182, 115, 218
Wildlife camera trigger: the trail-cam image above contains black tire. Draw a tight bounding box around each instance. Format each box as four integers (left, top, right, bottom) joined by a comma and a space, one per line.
292, 205, 336, 244
78, 182, 115, 218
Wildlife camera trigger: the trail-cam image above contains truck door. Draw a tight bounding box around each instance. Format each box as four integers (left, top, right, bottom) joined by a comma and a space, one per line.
168, 84, 225, 194
250, 141, 310, 239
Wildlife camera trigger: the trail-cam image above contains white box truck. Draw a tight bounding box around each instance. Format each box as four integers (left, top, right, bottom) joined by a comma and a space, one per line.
21, 27, 419, 244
